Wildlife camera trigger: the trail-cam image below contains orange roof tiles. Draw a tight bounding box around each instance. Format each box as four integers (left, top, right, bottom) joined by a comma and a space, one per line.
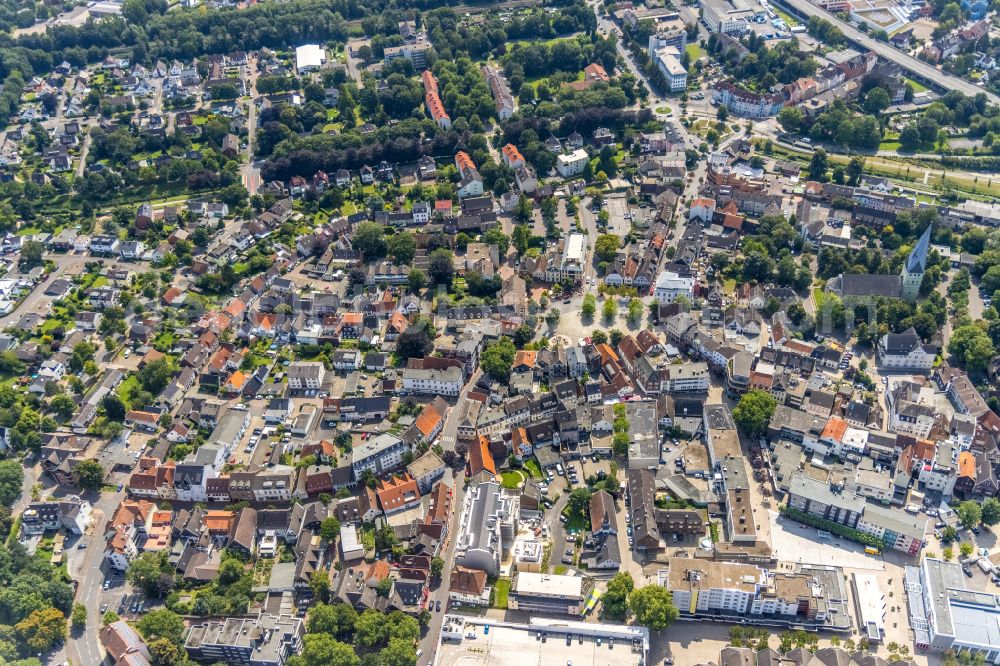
821, 416, 849, 442
958, 450, 976, 479
415, 402, 444, 439
455, 151, 476, 175
468, 435, 497, 478
376, 473, 421, 512
204, 510, 234, 533
596, 343, 619, 365
227, 370, 247, 388
584, 62, 609, 82
426, 91, 450, 123
502, 143, 525, 166
513, 350, 537, 369
421, 70, 439, 94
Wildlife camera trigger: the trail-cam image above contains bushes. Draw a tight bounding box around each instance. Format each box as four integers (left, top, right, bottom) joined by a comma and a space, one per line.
779, 505, 887, 550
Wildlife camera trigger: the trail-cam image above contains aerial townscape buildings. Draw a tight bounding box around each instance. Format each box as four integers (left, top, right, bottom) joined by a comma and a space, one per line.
1, 0, 1000, 664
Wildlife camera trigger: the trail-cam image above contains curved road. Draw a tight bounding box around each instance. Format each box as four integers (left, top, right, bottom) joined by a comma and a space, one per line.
773, 0, 1000, 105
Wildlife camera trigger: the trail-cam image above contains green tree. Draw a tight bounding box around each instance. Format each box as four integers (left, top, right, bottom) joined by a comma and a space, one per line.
298, 633, 360, 666
353, 608, 389, 647
428, 248, 454, 285
126, 552, 169, 597
628, 585, 679, 630
71, 603, 87, 628
982, 498, 1000, 526
378, 636, 418, 666
137, 357, 174, 395
15, 607, 66, 652
777, 106, 803, 133
627, 298, 642, 324
480, 337, 517, 381
18, 241, 44, 270
307, 602, 358, 640
511, 224, 531, 256
960, 542, 975, 558
603, 298, 616, 323
136, 609, 185, 644
0, 459, 24, 508
602, 572, 634, 620
431, 557, 445, 578
732, 389, 777, 437
847, 155, 865, 185
351, 222, 387, 258
809, 149, 829, 181
956, 500, 983, 529
948, 324, 995, 372
218, 558, 244, 585
73, 459, 104, 490
387, 232, 416, 265
594, 234, 621, 263
566, 487, 593, 519
407, 268, 427, 293
49, 393, 76, 420
863, 87, 891, 115
102, 393, 127, 421
319, 517, 341, 543
148, 637, 185, 665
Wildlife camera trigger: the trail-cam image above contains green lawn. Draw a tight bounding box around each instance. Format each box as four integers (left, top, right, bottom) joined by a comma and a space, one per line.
501, 471, 525, 489
523, 459, 544, 479
117, 375, 140, 408
561, 507, 588, 533
493, 579, 511, 608
685, 43, 706, 61
905, 77, 929, 93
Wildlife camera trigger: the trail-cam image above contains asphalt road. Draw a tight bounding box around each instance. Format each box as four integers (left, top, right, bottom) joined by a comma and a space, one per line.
417, 367, 482, 663
0, 254, 147, 327
773, 0, 1000, 105
66, 489, 125, 666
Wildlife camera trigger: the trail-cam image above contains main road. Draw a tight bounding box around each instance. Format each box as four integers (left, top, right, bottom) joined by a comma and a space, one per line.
773, 0, 1000, 105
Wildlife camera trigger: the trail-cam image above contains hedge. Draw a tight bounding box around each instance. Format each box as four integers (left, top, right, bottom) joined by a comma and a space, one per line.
779, 504, 887, 550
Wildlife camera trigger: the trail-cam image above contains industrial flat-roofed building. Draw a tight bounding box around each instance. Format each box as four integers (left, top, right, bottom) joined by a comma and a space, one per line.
909, 557, 1000, 662
438, 616, 650, 666
508, 572, 589, 615
294, 44, 326, 73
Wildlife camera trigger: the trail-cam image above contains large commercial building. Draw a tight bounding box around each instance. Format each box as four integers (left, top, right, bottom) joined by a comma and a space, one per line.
652, 47, 688, 92
787, 473, 926, 555
700, 0, 760, 34
438, 616, 650, 666
294, 44, 326, 73
907, 557, 1000, 662
660, 558, 852, 629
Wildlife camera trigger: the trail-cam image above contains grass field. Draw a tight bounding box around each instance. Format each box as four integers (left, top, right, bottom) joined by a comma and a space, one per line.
493, 579, 511, 608
501, 471, 525, 489
905, 77, 929, 93
524, 459, 544, 479
685, 43, 706, 61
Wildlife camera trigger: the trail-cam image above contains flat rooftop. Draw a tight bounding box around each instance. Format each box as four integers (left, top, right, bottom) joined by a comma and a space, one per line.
436, 617, 648, 666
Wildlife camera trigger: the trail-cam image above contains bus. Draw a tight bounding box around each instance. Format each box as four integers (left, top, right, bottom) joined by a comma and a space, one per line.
865, 547, 882, 556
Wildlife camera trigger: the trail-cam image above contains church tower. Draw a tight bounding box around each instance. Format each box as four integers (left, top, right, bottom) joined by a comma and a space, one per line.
900, 225, 932, 302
